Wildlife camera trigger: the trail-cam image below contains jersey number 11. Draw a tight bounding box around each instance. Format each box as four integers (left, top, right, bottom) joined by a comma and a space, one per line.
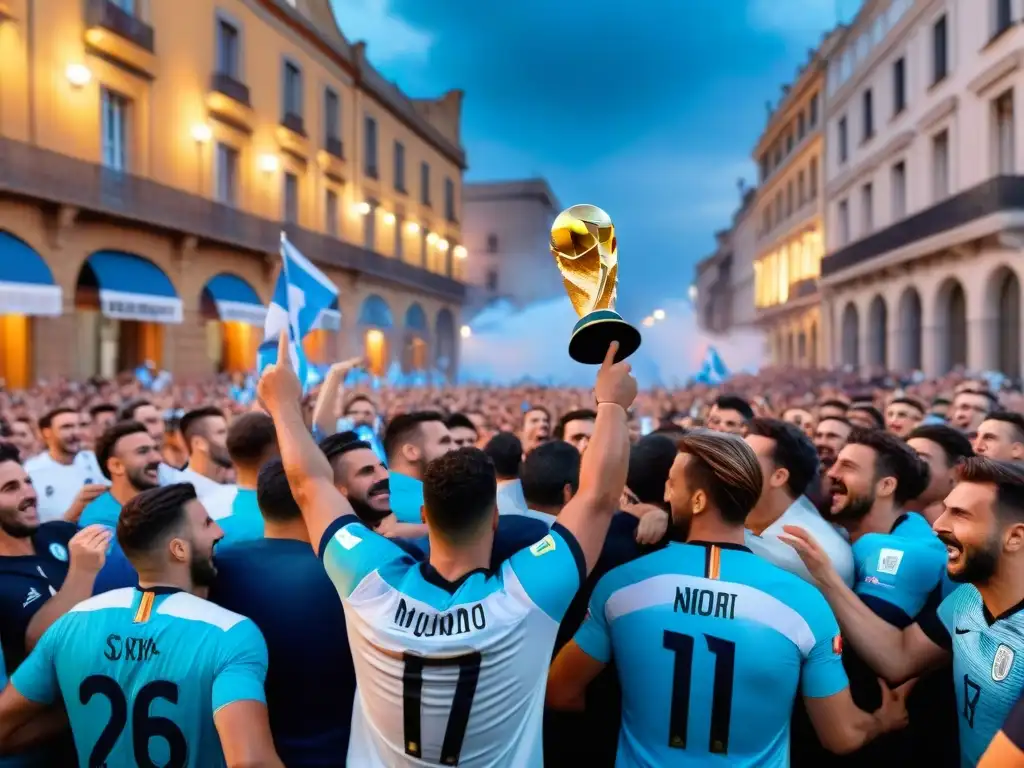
663, 630, 736, 755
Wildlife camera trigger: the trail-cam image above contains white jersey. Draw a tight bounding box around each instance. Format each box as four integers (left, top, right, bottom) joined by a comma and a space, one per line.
25, 451, 109, 523
319, 514, 585, 767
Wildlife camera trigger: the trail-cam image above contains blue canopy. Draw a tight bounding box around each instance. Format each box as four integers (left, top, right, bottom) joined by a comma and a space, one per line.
85, 251, 182, 324
204, 273, 265, 325
0, 232, 62, 316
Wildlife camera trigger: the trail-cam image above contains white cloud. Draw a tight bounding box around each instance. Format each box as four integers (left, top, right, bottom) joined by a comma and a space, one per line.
747, 0, 861, 43
330, 0, 434, 64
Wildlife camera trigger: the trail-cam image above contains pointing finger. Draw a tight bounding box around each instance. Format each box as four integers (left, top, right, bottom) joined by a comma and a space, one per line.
277, 329, 290, 368
601, 340, 620, 369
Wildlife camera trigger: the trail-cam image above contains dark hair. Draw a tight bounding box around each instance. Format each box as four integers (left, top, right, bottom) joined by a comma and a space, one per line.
983, 411, 1024, 443
226, 412, 277, 467
817, 398, 850, 413
118, 399, 154, 422
95, 420, 150, 480
179, 406, 225, 445
847, 427, 930, 505
521, 441, 581, 507
713, 395, 754, 421
956, 457, 1024, 519
818, 415, 853, 428
907, 424, 974, 466
554, 409, 597, 440
848, 403, 885, 429
343, 394, 376, 415
651, 425, 688, 441
422, 448, 497, 542
889, 396, 926, 414
445, 413, 478, 435
521, 406, 551, 425
931, 397, 952, 407
256, 458, 302, 522
89, 403, 118, 419
627, 434, 678, 506
747, 418, 820, 498
482, 431, 522, 478
383, 411, 444, 462
319, 431, 365, 463
0, 442, 20, 465
117, 483, 196, 560
677, 430, 763, 525
38, 407, 76, 432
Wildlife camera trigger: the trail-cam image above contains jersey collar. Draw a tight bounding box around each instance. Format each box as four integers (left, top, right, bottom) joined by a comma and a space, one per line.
135, 585, 185, 596
982, 594, 1024, 626
419, 562, 490, 595
686, 540, 752, 554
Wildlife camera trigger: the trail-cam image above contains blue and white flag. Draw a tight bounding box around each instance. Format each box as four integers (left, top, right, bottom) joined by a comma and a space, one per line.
693, 346, 730, 385
257, 234, 339, 390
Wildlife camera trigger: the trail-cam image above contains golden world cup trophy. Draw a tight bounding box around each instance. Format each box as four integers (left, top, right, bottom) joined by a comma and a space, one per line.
550, 204, 642, 364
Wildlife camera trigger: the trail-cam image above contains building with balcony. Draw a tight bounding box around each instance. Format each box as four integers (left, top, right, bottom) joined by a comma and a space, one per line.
460, 178, 562, 314
0, 0, 468, 387
750, 29, 844, 368
694, 184, 758, 334
822, 0, 1024, 378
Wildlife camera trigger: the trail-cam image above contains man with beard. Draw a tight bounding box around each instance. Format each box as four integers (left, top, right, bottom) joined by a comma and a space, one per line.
555, 409, 597, 455
78, 421, 162, 529
383, 411, 454, 523
25, 408, 108, 523
201, 413, 279, 549
548, 430, 908, 765
177, 407, 232, 495
210, 459, 356, 766
0, 483, 284, 767
120, 399, 187, 483
811, 417, 854, 517
784, 457, 1024, 768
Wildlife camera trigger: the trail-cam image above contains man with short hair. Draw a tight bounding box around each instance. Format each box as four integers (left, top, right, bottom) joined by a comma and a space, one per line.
907, 424, 974, 525
210, 460, 356, 765
79, 420, 162, 529
8, 418, 37, 462
549, 430, 906, 764
483, 431, 528, 516
521, 441, 581, 526
178, 407, 231, 495
445, 413, 479, 449
744, 418, 854, 587
886, 397, 926, 438
973, 411, 1024, 462
343, 395, 378, 429
201, 412, 279, 548
521, 406, 551, 453
818, 398, 850, 422
555, 409, 597, 454
87, 403, 118, 445
707, 395, 753, 435
383, 411, 454, 523
24, 408, 108, 523
120, 399, 185, 484
782, 407, 816, 438
950, 389, 997, 437
847, 403, 885, 431
815, 417, 853, 463
0, 484, 283, 766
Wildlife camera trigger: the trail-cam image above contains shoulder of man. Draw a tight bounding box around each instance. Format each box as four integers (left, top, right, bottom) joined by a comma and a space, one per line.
36, 521, 78, 551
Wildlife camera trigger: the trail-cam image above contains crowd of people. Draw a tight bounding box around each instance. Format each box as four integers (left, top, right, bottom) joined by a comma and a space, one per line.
0, 344, 1022, 766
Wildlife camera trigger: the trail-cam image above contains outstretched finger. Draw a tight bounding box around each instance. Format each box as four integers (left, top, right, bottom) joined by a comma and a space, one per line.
601, 340, 620, 369
277, 329, 291, 369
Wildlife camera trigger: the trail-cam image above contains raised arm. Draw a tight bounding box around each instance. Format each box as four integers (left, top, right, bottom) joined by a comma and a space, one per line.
554, 342, 637, 573
311, 358, 361, 439
258, 331, 356, 550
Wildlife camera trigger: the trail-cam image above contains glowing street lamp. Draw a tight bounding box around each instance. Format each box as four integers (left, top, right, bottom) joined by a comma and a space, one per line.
653, 308, 665, 321
460, 325, 472, 338
688, 285, 698, 302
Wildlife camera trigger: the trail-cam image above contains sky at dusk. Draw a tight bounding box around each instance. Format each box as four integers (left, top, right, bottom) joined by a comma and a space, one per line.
329, 0, 862, 320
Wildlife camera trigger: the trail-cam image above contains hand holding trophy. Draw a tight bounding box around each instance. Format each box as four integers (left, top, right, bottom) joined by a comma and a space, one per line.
550, 204, 642, 364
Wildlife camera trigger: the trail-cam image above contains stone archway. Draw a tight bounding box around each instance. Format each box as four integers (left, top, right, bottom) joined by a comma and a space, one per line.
867, 294, 888, 369
841, 302, 859, 368
897, 287, 922, 371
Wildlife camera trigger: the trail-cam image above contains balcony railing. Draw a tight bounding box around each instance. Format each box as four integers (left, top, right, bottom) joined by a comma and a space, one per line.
85, 0, 154, 53
0, 137, 464, 303
211, 73, 251, 108
281, 112, 306, 137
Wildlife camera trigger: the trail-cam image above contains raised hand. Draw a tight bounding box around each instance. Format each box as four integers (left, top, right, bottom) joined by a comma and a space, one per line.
594, 341, 638, 411
258, 330, 303, 413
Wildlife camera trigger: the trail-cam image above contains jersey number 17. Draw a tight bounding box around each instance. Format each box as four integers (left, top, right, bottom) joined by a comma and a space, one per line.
403, 651, 482, 766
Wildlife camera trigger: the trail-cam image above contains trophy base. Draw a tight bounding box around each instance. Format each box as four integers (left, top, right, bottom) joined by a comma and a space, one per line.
569, 310, 642, 364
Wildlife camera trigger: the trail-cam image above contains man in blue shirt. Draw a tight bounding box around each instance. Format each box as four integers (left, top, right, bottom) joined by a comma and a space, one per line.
0, 483, 282, 767
79, 420, 162, 529
210, 457, 355, 766
549, 430, 907, 766
382, 412, 454, 522
202, 412, 279, 549
784, 456, 1024, 768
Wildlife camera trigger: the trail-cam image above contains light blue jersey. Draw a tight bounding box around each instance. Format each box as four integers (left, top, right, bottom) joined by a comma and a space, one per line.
574, 541, 848, 767
919, 585, 1024, 767
11, 587, 268, 768
202, 486, 264, 549
318, 514, 585, 766
78, 491, 122, 529
388, 472, 425, 523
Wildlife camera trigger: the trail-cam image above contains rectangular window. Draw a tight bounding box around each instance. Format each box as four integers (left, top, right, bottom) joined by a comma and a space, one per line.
932, 129, 950, 201
838, 116, 848, 163
364, 116, 378, 178
364, 203, 377, 250
797, 170, 806, 206
214, 142, 238, 206
759, 153, 769, 182
216, 18, 239, 78
891, 161, 907, 219
394, 141, 406, 192
994, 0, 1013, 37
862, 89, 874, 141
933, 15, 948, 85
994, 90, 1016, 174
282, 61, 303, 119
786, 181, 793, 217
797, 112, 806, 140
774, 191, 782, 224
101, 88, 129, 172
786, 132, 794, 153
892, 57, 909, 116
325, 188, 338, 236
445, 178, 456, 222
324, 88, 339, 145
283, 172, 299, 224
809, 93, 819, 126
762, 207, 771, 234
838, 199, 850, 245
421, 161, 431, 206
809, 156, 819, 198
486, 269, 498, 292
861, 182, 873, 234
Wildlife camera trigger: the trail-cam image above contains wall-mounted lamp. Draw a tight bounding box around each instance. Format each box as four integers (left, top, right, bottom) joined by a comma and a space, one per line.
426, 232, 438, 245
437, 239, 450, 252
65, 63, 92, 88
382, 211, 396, 225
353, 201, 371, 216
191, 123, 212, 143
404, 221, 420, 235
460, 325, 472, 339
653, 308, 666, 321
258, 154, 280, 173
453, 245, 468, 260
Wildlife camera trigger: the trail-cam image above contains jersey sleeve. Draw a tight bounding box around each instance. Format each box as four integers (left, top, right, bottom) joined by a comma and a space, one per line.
507, 522, 586, 623
852, 538, 946, 626
211, 619, 269, 714
798, 589, 849, 699
571, 570, 616, 663
318, 515, 410, 599
916, 587, 956, 651
9, 617, 63, 705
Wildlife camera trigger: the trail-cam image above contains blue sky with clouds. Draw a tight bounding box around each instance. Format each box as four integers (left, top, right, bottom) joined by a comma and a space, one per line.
329, 0, 861, 318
